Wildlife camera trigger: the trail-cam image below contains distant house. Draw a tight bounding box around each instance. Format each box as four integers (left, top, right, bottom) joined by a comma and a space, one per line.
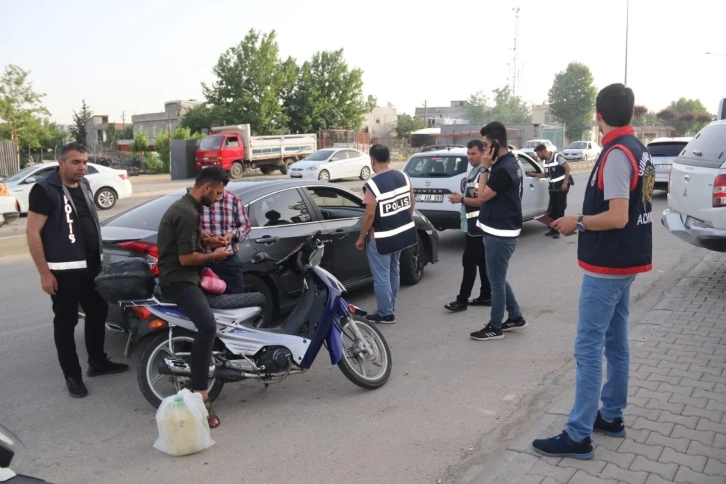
132, 99, 203, 144
84, 115, 125, 151
363, 106, 398, 141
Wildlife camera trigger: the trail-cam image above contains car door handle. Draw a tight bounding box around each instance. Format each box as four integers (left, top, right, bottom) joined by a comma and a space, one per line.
254, 236, 279, 244
333, 228, 348, 239
529, 183, 535, 189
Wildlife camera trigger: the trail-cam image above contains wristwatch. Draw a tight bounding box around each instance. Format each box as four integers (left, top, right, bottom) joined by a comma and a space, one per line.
577, 215, 586, 233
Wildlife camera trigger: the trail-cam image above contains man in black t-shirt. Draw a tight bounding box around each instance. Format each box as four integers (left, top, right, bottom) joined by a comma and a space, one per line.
26, 143, 128, 398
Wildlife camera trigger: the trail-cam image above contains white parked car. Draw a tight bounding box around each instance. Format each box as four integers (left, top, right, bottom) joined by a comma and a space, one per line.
647, 137, 692, 191
402, 147, 549, 231
562, 141, 601, 162
4, 162, 133, 213
662, 120, 726, 252
521, 139, 557, 158
0, 182, 19, 227
288, 148, 371, 182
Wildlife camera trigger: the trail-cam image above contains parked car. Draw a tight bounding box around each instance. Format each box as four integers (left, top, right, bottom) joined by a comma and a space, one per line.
88, 155, 141, 177
0, 182, 19, 227
402, 147, 549, 231
420, 145, 465, 152
3, 162, 133, 212
562, 141, 601, 162
662, 120, 726, 252
288, 148, 372, 182
647, 137, 692, 191
521, 139, 557, 158
99, 179, 439, 326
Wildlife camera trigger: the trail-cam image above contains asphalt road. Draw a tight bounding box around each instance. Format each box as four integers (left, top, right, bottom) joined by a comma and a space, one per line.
0, 171, 707, 484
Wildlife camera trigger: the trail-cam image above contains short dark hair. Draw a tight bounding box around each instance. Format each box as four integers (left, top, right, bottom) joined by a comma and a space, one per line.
466, 139, 484, 151
194, 166, 228, 188
59, 142, 88, 159
534, 144, 547, 153
479, 121, 508, 146
596, 83, 635, 127
369, 144, 390, 163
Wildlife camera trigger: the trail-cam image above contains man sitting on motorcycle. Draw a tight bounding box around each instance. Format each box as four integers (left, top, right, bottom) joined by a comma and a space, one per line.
157, 166, 230, 428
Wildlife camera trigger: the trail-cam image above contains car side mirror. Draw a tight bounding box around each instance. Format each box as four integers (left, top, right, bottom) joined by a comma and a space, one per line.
251, 252, 269, 264
23, 177, 37, 184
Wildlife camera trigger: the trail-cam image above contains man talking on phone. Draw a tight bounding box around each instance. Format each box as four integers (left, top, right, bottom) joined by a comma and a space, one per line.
470, 122, 528, 341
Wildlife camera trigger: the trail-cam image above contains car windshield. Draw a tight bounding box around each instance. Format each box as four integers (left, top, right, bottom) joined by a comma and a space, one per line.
304, 150, 334, 162
647, 142, 687, 157
568, 142, 588, 149
523, 141, 545, 148
104, 194, 183, 230
404, 155, 468, 178
199, 135, 223, 150
4, 165, 42, 183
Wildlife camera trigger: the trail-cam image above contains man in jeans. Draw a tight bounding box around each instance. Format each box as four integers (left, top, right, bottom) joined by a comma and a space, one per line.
157, 166, 232, 428
470, 122, 528, 341
533, 83, 654, 458
355, 144, 416, 324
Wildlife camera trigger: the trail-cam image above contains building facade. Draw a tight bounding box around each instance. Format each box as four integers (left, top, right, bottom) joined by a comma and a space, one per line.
363, 106, 398, 141
132, 99, 203, 144
84, 115, 125, 152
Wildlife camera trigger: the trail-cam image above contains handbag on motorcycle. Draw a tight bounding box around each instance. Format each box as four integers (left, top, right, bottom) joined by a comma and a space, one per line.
200, 268, 226, 294
153, 389, 215, 457
95, 257, 156, 303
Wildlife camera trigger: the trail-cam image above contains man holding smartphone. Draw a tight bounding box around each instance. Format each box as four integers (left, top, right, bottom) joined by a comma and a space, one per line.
470, 122, 528, 341
529, 144, 573, 239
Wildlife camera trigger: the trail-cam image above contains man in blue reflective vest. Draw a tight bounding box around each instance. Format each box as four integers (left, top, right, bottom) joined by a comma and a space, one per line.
356, 144, 417, 324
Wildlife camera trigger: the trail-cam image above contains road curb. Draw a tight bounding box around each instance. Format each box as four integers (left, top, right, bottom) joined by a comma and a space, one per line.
453, 248, 709, 484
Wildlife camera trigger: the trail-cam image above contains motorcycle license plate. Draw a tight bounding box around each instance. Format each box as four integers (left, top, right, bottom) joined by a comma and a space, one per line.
415, 194, 444, 203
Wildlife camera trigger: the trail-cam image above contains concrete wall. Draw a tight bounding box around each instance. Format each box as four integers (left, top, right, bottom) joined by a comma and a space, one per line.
363, 107, 398, 140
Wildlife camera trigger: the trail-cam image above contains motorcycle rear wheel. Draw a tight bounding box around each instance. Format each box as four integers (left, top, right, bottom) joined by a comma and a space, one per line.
337, 316, 392, 390
137, 329, 225, 408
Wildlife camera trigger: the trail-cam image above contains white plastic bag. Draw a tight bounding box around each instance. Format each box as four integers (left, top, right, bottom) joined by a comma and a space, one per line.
153, 389, 215, 456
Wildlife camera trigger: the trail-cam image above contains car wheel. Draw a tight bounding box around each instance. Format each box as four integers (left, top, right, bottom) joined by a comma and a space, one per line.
280, 158, 295, 175
260, 166, 273, 175
401, 233, 424, 285
94, 187, 117, 210
244, 274, 274, 327
359, 166, 371, 180
230, 162, 244, 179
318, 170, 330, 182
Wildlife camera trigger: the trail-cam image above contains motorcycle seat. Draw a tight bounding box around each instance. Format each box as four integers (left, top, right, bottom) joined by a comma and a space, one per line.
153, 285, 266, 310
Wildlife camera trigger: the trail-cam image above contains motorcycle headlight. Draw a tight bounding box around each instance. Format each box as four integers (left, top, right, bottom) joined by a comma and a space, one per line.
307, 165, 319, 171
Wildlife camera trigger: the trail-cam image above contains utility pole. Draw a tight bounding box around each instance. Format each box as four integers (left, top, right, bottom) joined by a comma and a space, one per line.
424, 100, 428, 127
121, 111, 126, 132
624, 0, 629, 85
512, 6, 521, 96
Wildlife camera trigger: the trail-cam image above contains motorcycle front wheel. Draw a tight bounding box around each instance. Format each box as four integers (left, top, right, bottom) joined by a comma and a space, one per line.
137, 329, 224, 408
337, 316, 392, 390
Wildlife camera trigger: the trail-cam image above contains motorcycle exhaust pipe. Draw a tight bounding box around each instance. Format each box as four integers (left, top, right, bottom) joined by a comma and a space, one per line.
105, 323, 127, 333
157, 359, 248, 381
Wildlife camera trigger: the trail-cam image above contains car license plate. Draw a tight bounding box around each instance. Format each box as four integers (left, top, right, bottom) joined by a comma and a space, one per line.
290, 173, 302, 178
657, 164, 671, 170
415, 194, 444, 202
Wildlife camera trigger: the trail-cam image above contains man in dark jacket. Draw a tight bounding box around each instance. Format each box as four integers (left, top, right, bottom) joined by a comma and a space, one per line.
26, 143, 128, 398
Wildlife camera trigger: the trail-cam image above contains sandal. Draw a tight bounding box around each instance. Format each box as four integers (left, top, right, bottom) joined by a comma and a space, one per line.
203, 397, 221, 429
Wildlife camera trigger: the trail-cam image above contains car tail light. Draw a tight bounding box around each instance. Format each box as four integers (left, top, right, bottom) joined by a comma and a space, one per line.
0, 184, 7, 196
118, 174, 129, 180
117, 240, 160, 275
713, 175, 726, 207
131, 306, 152, 320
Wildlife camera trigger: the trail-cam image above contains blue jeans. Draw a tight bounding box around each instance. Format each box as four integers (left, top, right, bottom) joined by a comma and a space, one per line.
366, 238, 401, 317
483, 235, 522, 330
566, 274, 635, 442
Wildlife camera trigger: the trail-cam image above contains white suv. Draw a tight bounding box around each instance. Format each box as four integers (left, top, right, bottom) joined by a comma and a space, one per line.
403, 147, 550, 231
662, 120, 726, 252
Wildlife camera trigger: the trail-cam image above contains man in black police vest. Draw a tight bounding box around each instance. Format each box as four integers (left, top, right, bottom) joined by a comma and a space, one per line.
356, 144, 416, 324
533, 83, 654, 459
470, 122, 529, 341
444, 139, 491, 312
531, 144, 573, 239
26, 143, 128, 398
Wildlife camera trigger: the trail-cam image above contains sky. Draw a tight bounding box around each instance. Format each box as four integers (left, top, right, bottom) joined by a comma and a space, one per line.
2, 0, 725, 125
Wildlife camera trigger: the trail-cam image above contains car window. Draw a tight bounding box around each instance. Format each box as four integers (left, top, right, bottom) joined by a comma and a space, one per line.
647, 142, 687, 158
104, 194, 182, 230
249, 189, 312, 228
403, 155, 468, 178
518, 154, 542, 174
225, 137, 240, 148
307, 186, 364, 220
330, 151, 346, 161
30, 167, 55, 182
199, 135, 223, 150
87, 166, 99, 175
345, 150, 361, 159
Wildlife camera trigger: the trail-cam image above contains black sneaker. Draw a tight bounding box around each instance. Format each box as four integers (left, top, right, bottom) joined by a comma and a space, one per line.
470, 324, 504, 341
552, 232, 560, 239
66, 376, 88, 398
545, 228, 557, 237
593, 411, 626, 437
501, 317, 529, 332
532, 431, 594, 460
444, 301, 467, 312
366, 312, 396, 324
87, 358, 130, 377
468, 297, 492, 307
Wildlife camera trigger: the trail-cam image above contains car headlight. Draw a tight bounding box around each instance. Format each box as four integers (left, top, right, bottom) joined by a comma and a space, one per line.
307, 165, 319, 171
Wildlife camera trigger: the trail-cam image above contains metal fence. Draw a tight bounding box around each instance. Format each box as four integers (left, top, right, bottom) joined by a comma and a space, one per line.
317, 129, 370, 152
0, 141, 19, 177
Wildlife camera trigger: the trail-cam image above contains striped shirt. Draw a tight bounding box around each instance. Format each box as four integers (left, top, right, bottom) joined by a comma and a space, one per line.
200, 190, 250, 253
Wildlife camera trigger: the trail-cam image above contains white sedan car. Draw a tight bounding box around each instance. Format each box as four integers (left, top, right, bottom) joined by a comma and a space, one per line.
288, 148, 372, 182
4, 162, 133, 213
562, 141, 601, 162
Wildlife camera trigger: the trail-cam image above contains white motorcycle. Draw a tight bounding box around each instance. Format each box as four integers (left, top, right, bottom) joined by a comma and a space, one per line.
98, 231, 392, 408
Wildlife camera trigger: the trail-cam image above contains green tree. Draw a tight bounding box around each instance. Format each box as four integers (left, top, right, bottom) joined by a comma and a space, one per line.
203, 29, 297, 134
663, 98, 712, 135
489, 86, 531, 124
548, 62, 598, 140
179, 104, 227, 134
285, 49, 366, 132
365, 95, 378, 112
155, 130, 170, 169
121, 124, 134, 139
69, 99, 93, 145
0, 64, 50, 160
463, 91, 490, 125
38, 120, 67, 159
394, 114, 426, 139
131, 131, 149, 154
